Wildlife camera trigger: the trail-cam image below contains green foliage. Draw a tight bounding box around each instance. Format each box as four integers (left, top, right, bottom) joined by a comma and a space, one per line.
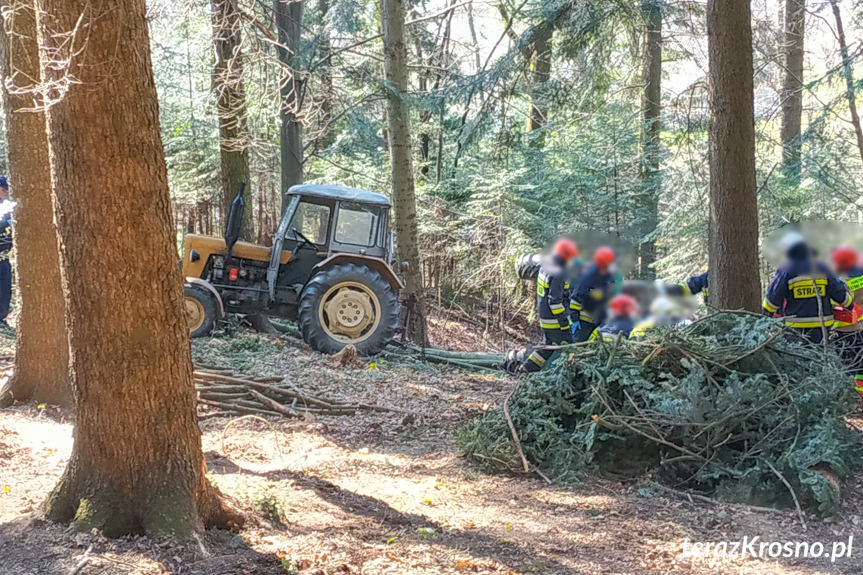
458, 313, 862, 516
252, 490, 284, 524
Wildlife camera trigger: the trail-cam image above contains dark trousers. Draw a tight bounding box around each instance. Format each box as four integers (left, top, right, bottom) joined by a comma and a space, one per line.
519, 326, 573, 372
0, 257, 11, 323
795, 326, 827, 344
572, 321, 597, 343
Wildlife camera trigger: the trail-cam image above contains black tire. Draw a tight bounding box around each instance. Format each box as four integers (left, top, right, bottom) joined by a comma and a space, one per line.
298, 263, 399, 356
184, 284, 218, 338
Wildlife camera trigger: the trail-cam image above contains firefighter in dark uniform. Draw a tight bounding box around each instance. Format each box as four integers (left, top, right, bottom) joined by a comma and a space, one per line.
593, 294, 639, 339
570, 246, 616, 342
762, 233, 852, 344
829, 246, 863, 398
503, 238, 579, 373
666, 271, 708, 298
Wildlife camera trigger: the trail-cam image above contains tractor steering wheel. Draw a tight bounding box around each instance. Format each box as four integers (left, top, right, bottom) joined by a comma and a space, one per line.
292, 227, 316, 251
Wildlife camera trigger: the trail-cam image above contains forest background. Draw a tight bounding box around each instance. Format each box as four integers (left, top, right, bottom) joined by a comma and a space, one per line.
5, 0, 860, 329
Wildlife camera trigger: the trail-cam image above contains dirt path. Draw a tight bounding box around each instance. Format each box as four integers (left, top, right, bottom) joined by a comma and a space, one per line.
2, 333, 862, 574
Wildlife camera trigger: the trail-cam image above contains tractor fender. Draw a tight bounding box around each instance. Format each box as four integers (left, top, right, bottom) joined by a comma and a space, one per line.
312, 254, 405, 291
185, 277, 226, 318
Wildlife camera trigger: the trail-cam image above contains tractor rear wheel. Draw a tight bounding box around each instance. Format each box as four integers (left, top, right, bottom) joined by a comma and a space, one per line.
184, 284, 218, 338
298, 264, 398, 356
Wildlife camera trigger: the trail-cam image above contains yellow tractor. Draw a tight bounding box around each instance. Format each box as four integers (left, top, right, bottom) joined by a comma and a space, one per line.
181, 184, 403, 356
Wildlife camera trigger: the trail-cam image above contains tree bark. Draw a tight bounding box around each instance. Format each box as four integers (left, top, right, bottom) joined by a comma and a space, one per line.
780, 0, 804, 184
830, 0, 863, 164
639, 0, 662, 279
0, 0, 70, 407
496, 3, 552, 140
527, 26, 552, 138
706, 0, 761, 312
381, 0, 426, 344
36, 0, 239, 538
316, 0, 335, 150
212, 0, 254, 238
276, 0, 304, 213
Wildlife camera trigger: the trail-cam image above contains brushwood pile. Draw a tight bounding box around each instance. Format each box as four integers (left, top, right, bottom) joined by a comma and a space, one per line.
458, 312, 862, 516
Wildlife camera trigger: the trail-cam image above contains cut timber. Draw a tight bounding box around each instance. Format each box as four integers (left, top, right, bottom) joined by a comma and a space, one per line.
192, 364, 413, 417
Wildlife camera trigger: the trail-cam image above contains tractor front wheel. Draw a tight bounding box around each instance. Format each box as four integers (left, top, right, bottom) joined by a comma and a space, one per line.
298, 264, 398, 356
184, 284, 218, 338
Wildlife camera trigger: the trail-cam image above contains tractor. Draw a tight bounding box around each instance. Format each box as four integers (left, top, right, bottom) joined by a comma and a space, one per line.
181, 184, 403, 356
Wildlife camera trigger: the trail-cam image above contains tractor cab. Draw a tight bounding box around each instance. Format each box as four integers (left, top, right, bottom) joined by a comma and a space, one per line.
182, 184, 403, 356
282, 184, 392, 259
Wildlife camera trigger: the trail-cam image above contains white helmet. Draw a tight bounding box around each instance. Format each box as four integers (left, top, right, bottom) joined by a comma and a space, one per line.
779, 230, 806, 255
650, 296, 681, 318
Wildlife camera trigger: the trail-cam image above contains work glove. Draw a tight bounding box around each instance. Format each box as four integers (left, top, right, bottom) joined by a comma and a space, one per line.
570, 320, 581, 335
558, 316, 570, 329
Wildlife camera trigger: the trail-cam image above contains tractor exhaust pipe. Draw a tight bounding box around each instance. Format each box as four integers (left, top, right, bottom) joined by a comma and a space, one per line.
224, 182, 245, 256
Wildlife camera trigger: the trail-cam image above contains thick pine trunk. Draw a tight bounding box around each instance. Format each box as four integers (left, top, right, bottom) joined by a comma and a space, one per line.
381, 0, 426, 344
706, 0, 761, 312
275, 0, 304, 213
212, 0, 254, 238
37, 0, 238, 538
0, 0, 70, 407
780, 0, 804, 184
639, 0, 662, 279
830, 0, 863, 164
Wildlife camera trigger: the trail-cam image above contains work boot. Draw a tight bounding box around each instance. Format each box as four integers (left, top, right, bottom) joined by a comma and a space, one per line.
502, 349, 521, 374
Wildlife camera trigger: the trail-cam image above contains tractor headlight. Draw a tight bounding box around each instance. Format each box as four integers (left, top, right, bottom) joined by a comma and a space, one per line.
189, 249, 200, 263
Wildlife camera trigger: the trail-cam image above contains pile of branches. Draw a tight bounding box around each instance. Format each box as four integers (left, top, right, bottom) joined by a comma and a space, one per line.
458, 312, 862, 516
194, 365, 404, 419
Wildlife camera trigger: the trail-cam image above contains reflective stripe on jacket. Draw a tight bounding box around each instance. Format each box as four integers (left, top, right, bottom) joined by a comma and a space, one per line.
536, 255, 572, 330
835, 265, 863, 330
570, 263, 614, 326
762, 259, 851, 329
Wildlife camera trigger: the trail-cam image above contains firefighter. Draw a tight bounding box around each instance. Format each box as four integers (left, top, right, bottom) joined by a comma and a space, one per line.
503, 238, 579, 373
762, 233, 852, 343
629, 296, 687, 339
570, 246, 617, 342
666, 271, 708, 298
829, 246, 863, 398
0, 176, 13, 333
593, 294, 639, 339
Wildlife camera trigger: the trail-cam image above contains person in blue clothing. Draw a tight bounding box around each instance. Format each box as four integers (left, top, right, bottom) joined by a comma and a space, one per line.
0, 176, 13, 332
569, 246, 617, 342
762, 232, 852, 343
593, 294, 639, 339
667, 271, 708, 298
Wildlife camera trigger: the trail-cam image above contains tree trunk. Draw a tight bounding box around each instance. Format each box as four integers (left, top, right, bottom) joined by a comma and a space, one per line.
381, 0, 426, 344
830, 0, 863, 164
276, 0, 304, 214
527, 26, 552, 138
212, 0, 253, 238
0, 0, 70, 407
317, 0, 335, 150
706, 0, 761, 311
780, 0, 804, 184
639, 0, 662, 279
37, 0, 239, 538
496, 2, 553, 141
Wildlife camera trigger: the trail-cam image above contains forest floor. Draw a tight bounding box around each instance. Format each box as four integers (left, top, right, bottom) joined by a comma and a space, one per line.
2, 314, 863, 575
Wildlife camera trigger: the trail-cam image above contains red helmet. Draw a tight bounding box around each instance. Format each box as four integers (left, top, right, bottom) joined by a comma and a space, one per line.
609, 294, 638, 317
593, 246, 616, 269
553, 238, 579, 262
832, 246, 858, 272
